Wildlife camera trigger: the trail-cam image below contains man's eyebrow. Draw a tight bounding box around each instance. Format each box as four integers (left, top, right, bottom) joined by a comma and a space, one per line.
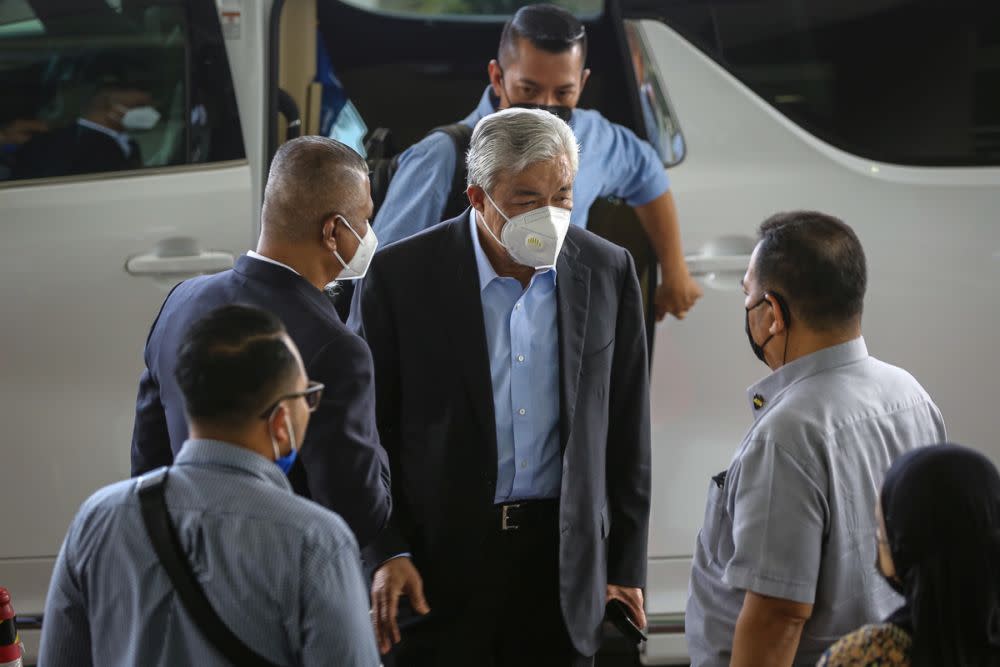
559, 185, 573, 192
512, 188, 542, 197
515, 77, 540, 88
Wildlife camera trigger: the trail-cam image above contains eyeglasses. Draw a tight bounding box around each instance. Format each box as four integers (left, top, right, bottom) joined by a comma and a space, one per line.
259, 381, 325, 419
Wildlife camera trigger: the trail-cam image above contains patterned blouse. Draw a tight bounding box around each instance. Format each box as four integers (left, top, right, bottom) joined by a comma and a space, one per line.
818, 623, 912, 666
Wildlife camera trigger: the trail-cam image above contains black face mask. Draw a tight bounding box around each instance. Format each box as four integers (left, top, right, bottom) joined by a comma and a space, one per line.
745, 296, 775, 364
510, 102, 573, 123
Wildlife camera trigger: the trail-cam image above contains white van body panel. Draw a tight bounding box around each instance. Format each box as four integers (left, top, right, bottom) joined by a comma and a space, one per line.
637, 18, 1000, 664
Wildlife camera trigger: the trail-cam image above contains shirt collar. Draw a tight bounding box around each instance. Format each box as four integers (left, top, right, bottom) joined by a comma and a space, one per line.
466, 86, 576, 127
173, 438, 292, 492
747, 336, 869, 419
468, 208, 556, 293
77, 118, 132, 157
246, 250, 301, 276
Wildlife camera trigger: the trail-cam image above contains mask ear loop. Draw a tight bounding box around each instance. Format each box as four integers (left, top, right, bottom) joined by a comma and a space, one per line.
332, 215, 364, 269
480, 192, 511, 249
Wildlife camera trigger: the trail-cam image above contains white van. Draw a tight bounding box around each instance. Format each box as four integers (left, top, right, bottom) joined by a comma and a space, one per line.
1, 0, 997, 663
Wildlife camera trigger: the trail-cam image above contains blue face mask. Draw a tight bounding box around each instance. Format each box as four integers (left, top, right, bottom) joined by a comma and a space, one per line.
271, 412, 298, 475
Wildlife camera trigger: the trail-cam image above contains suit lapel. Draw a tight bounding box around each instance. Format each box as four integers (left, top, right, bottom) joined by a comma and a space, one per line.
556, 235, 590, 451
439, 214, 499, 474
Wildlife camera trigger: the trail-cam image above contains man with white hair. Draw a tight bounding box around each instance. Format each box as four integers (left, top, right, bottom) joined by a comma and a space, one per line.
357, 107, 651, 666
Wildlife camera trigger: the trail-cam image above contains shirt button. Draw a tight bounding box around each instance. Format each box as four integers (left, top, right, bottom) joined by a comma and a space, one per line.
520, 460, 528, 469
515, 302, 522, 310
518, 408, 526, 416
517, 354, 525, 362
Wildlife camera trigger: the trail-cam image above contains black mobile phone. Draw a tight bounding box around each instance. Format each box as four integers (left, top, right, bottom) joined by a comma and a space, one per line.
605, 599, 648, 643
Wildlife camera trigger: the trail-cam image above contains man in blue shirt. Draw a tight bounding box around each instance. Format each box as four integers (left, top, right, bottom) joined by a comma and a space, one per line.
372, 3, 702, 321
40, 305, 380, 667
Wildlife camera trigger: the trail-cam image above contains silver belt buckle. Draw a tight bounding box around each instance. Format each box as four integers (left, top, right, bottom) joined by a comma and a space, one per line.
501, 503, 522, 531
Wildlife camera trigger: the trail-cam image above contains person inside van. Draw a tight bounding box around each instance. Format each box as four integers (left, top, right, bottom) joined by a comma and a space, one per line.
818, 443, 1000, 667
366, 3, 701, 322
685, 211, 947, 667
39, 305, 381, 667
13, 81, 154, 179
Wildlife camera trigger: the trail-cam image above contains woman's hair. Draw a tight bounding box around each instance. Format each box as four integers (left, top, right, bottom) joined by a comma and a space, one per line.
880, 444, 1000, 667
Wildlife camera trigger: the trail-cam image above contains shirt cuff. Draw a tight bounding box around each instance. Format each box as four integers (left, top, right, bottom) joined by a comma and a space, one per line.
624, 169, 670, 208
380, 552, 411, 568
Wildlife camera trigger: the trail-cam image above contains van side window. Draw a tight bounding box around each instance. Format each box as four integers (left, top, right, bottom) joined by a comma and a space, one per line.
658, 0, 1000, 166
625, 20, 685, 166
0, 0, 245, 183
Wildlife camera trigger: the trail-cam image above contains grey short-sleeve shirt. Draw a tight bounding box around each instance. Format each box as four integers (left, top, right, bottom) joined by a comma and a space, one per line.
685, 338, 946, 667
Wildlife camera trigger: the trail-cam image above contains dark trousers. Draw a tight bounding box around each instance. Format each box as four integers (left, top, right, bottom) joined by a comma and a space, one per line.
392, 500, 594, 667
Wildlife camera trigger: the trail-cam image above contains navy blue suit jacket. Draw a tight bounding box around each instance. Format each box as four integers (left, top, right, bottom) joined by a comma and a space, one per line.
131, 255, 391, 547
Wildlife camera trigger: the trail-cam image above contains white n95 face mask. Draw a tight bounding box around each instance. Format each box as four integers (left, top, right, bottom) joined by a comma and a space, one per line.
333, 215, 378, 280
120, 105, 161, 131
483, 191, 571, 269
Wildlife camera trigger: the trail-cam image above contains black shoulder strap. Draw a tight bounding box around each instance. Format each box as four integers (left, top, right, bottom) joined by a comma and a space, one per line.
429, 122, 474, 220
137, 469, 280, 667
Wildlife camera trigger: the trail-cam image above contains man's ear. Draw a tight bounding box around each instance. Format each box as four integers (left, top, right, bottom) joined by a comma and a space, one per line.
580, 68, 592, 93
488, 60, 504, 101
321, 215, 339, 253
766, 293, 788, 336
467, 185, 486, 214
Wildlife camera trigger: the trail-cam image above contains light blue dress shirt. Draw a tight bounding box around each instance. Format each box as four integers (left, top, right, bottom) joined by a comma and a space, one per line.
469, 211, 562, 502
373, 87, 671, 247
39, 439, 380, 667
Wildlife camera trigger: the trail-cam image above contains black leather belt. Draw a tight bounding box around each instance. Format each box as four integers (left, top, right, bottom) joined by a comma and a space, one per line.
492, 499, 559, 532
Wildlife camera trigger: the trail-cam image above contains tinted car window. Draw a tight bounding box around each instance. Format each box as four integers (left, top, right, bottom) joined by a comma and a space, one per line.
339, 0, 601, 18
0, 0, 244, 183
654, 0, 1000, 166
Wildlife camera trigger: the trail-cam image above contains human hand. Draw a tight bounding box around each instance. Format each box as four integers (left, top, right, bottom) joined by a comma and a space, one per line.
370, 557, 430, 655
607, 585, 646, 629
0, 119, 48, 145
655, 267, 703, 321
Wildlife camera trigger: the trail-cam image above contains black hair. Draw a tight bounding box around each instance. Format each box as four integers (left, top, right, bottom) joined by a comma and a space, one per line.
498, 4, 587, 67
174, 305, 299, 427
881, 444, 1000, 667
755, 211, 867, 330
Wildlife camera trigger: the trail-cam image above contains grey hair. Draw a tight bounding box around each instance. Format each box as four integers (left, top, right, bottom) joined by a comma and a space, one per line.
466, 107, 580, 193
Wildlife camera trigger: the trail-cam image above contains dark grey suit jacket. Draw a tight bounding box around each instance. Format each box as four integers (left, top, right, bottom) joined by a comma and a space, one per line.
358, 210, 651, 655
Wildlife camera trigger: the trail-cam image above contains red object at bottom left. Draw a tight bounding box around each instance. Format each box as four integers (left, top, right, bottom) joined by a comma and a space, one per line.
0, 588, 24, 667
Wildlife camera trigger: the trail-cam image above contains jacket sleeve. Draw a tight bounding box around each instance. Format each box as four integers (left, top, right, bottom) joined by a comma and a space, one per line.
130, 295, 177, 476
298, 331, 392, 549
357, 260, 414, 564
606, 249, 652, 588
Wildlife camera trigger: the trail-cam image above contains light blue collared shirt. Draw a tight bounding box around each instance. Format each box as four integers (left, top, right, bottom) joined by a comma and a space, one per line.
40, 439, 380, 667
470, 211, 562, 502
374, 87, 671, 247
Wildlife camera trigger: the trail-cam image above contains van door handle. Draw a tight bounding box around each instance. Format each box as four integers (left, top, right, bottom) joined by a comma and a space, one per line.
126, 251, 234, 277
683, 235, 757, 290
684, 254, 752, 277
126, 237, 234, 277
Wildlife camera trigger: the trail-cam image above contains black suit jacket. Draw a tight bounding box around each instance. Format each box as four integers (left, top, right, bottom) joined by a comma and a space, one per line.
14, 123, 141, 179
131, 255, 391, 548
359, 211, 651, 655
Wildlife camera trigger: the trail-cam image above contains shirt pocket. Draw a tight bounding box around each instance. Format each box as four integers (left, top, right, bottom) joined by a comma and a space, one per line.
698, 470, 731, 566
